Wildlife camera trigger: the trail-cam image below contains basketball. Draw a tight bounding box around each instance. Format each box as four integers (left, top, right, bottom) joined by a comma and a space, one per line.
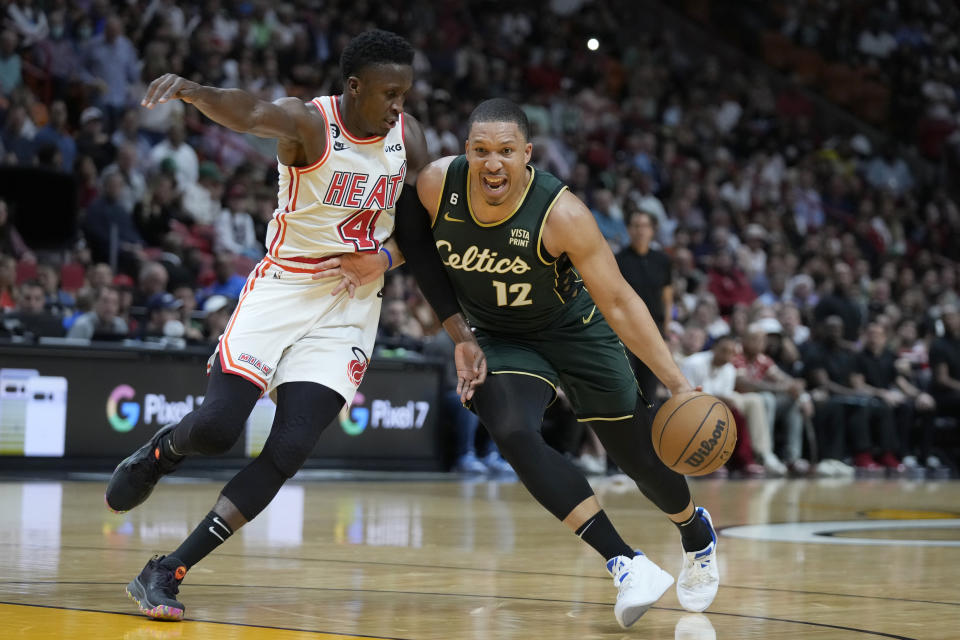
651, 392, 736, 476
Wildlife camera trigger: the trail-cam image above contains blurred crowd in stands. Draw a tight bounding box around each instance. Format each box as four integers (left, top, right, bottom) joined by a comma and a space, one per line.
686, 0, 960, 179
0, 0, 957, 476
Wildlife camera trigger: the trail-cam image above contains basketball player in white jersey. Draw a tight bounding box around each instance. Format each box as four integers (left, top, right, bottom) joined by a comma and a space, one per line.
104, 30, 485, 621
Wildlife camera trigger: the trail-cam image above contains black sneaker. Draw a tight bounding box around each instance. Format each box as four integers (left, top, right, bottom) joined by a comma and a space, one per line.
126, 555, 187, 621
105, 423, 182, 513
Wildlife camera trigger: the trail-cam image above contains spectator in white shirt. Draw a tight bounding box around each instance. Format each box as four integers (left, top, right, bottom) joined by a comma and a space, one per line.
858, 22, 898, 59
7, 0, 48, 48
148, 122, 198, 188
214, 183, 262, 259
682, 335, 783, 475
181, 161, 223, 226
101, 143, 147, 213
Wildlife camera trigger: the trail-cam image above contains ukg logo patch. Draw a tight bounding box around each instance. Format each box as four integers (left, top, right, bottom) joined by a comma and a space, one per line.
107, 384, 140, 432
339, 392, 370, 436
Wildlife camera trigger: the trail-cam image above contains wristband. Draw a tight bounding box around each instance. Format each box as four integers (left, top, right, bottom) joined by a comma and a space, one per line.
380, 246, 393, 270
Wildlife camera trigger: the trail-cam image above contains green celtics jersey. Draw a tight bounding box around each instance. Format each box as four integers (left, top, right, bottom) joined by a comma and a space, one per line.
432, 155, 593, 333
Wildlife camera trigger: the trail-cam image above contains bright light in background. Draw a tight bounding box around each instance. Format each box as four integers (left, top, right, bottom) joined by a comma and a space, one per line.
587, 38, 599, 51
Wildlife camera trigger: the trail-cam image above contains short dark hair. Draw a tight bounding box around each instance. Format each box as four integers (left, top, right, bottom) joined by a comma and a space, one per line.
96, 285, 119, 300
340, 30, 414, 81
712, 334, 735, 347
20, 279, 44, 292
467, 98, 530, 141
626, 208, 659, 229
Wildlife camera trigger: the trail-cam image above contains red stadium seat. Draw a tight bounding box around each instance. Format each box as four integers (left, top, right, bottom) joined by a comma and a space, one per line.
790, 49, 824, 86
233, 254, 258, 277
761, 31, 794, 70
15, 259, 37, 284
823, 63, 859, 106
60, 262, 86, 293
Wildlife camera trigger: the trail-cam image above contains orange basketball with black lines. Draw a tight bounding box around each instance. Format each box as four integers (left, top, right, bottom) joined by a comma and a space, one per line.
651, 392, 736, 476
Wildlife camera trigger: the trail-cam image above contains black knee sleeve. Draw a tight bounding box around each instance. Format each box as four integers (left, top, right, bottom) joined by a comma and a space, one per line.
474, 374, 596, 521
221, 454, 288, 521
186, 397, 251, 455
173, 358, 262, 456
259, 411, 322, 479
591, 405, 691, 515
221, 381, 344, 521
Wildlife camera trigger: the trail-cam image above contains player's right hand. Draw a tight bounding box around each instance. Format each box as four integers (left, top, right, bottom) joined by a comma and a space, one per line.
142, 73, 199, 108
312, 251, 390, 298
454, 339, 487, 403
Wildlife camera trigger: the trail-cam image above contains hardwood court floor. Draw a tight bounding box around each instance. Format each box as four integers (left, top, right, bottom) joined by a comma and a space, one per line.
1, 474, 959, 639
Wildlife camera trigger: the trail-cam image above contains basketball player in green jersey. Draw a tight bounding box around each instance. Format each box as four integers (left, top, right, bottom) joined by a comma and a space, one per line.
315, 99, 720, 627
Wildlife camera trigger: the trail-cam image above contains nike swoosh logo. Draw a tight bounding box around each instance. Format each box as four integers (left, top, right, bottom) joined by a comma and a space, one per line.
208, 526, 225, 542
582, 305, 597, 324
212, 516, 230, 534
577, 519, 595, 538
443, 211, 465, 223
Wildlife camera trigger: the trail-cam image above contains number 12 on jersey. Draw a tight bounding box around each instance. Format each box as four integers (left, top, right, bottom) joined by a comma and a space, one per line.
492, 280, 532, 307
337, 209, 382, 251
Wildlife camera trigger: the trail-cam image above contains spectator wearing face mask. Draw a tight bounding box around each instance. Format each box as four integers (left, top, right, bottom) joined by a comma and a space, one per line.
201, 294, 234, 344
140, 291, 184, 340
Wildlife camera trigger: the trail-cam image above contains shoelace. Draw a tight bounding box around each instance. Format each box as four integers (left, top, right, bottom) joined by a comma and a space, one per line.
609, 559, 629, 588
156, 571, 182, 596
612, 558, 639, 591
152, 559, 183, 596
618, 569, 637, 592
681, 549, 715, 587
128, 440, 162, 471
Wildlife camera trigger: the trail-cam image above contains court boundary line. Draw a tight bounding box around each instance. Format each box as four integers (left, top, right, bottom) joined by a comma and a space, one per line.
6, 542, 957, 609
0, 600, 411, 640
0, 583, 920, 639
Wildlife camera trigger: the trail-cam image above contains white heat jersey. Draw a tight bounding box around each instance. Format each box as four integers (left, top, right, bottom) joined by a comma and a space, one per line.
265, 95, 407, 262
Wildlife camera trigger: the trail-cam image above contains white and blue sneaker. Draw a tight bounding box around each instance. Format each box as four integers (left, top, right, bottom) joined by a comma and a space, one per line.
452, 452, 487, 474
480, 451, 515, 475
677, 507, 720, 612
606, 551, 674, 628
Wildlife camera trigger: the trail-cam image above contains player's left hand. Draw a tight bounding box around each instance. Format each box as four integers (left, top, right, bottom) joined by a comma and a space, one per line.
312, 251, 389, 298
669, 383, 698, 396
454, 339, 487, 403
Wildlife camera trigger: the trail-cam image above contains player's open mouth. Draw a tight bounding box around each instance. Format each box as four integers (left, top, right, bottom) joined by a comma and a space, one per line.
384, 118, 397, 128
481, 175, 507, 196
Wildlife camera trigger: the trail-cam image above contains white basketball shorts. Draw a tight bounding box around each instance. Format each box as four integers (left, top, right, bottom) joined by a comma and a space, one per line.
208, 256, 382, 404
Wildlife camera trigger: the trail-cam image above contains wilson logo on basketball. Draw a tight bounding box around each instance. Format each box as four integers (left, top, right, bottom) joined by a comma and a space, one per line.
347, 346, 369, 387
684, 419, 727, 467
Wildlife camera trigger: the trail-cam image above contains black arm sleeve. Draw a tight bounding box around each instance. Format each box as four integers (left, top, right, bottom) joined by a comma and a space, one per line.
394, 187, 462, 323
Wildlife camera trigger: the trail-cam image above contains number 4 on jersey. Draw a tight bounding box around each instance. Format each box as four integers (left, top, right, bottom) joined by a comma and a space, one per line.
338, 209, 382, 251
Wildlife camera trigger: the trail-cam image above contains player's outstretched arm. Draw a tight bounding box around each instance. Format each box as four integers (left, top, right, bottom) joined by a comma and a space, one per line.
397, 120, 486, 399
544, 191, 692, 396
310, 119, 485, 399
141, 73, 315, 145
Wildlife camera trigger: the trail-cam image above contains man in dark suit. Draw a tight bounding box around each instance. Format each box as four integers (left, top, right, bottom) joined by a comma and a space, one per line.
616, 208, 673, 402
